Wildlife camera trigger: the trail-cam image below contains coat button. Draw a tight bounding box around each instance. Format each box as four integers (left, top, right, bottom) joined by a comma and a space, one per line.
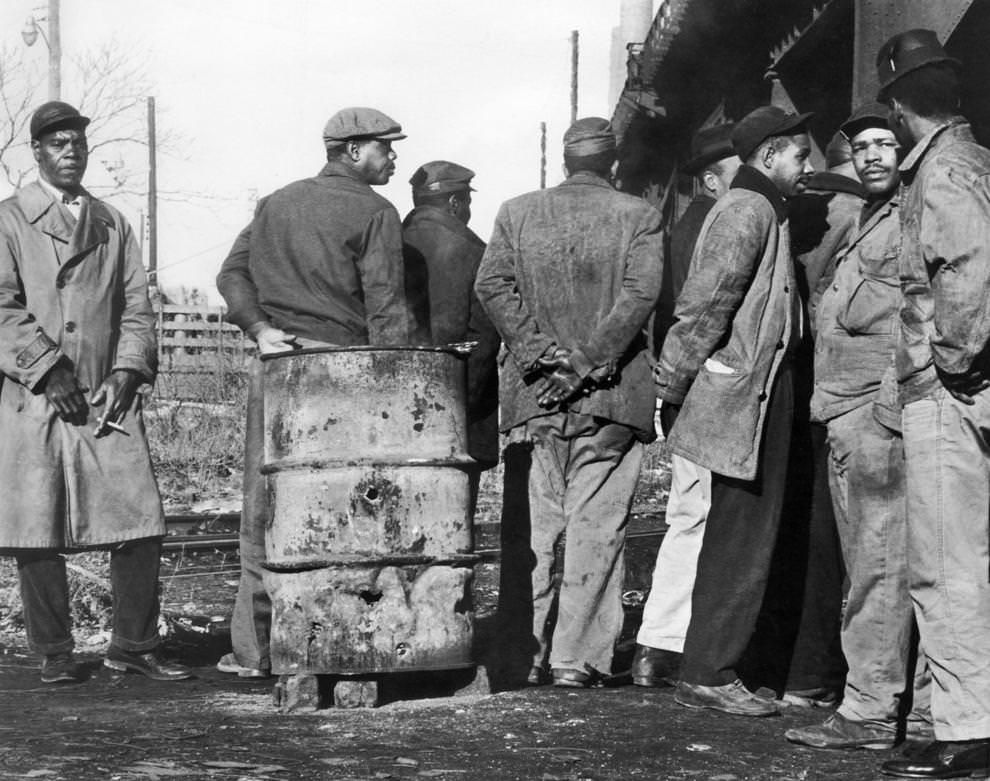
56, 278, 65, 289
776, 340, 784, 349
758, 391, 768, 401
64, 321, 76, 333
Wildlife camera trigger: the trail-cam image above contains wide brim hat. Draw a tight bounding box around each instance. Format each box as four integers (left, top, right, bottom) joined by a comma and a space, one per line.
876, 28, 961, 93
683, 123, 737, 174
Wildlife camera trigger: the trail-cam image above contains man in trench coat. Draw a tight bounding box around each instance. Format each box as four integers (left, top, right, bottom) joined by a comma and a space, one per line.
0, 101, 190, 684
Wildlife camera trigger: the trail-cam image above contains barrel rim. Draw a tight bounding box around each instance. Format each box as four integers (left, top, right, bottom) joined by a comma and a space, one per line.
260, 344, 472, 361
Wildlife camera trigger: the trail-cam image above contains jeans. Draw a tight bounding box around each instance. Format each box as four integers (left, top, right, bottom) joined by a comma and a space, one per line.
902, 388, 990, 741
525, 413, 642, 674
636, 454, 710, 653
16, 537, 163, 656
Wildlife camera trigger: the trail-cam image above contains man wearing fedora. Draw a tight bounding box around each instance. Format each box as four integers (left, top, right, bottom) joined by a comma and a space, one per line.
654, 105, 813, 716
476, 117, 662, 688
0, 101, 191, 683
215, 107, 417, 679
871, 30, 990, 779
632, 123, 739, 689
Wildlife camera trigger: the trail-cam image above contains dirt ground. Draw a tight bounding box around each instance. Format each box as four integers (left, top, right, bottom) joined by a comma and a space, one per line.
0, 528, 907, 781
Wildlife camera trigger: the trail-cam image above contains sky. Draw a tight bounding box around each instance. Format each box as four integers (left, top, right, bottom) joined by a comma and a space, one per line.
0, 1, 649, 304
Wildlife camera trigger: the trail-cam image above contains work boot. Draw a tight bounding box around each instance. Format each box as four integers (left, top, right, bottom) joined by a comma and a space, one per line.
881, 739, 990, 778
675, 679, 779, 716
40, 652, 81, 684
785, 712, 897, 750
631, 644, 681, 687
104, 647, 193, 681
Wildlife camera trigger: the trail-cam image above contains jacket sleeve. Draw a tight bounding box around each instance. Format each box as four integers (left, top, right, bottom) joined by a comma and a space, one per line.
923, 168, 990, 375
0, 220, 65, 390
474, 203, 556, 373
465, 281, 501, 415
568, 207, 663, 377
111, 219, 158, 382
654, 200, 770, 404
216, 201, 268, 335
358, 206, 414, 345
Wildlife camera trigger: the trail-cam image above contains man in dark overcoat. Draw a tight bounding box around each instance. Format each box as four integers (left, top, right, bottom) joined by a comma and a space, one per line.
476, 117, 662, 688
0, 101, 191, 684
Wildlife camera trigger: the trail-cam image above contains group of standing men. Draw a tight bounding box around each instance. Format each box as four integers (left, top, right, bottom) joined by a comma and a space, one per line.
1, 22, 989, 781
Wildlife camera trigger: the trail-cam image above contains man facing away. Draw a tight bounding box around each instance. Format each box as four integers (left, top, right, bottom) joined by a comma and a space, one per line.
785, 103, 933, 752
476, 117, 662, 688
869, 30, 990, 780
633, 123, 739, 688
215, 107, 415, 678
655, 106, 813, 716
0, 101, 191, 683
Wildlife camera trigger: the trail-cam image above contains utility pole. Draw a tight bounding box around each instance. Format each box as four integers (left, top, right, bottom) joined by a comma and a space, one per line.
570, 30, 579, 124
540, 121, 547, 189
147, 97, 158, 279
47, 0, 61, 101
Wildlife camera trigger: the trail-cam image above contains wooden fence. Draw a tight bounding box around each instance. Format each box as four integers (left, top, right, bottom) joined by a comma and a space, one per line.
155, 303, 252, 400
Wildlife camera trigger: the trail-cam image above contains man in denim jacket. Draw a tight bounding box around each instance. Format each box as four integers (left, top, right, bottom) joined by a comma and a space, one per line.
655, 106, 813, 716
872, 30, 990, 780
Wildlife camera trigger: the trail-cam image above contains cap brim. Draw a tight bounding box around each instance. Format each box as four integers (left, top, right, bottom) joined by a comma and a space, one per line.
772, 111, 814, 138
682, 146, 736, 174
33, 116, 90, 139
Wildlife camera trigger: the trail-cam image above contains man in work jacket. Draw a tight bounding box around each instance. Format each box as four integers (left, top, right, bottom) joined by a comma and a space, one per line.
215, 107, 416, 679
785, 103, 931, 752
872, 30, 990, 780
476, 117, 662, 688
655, 105, 812, 717
0, 101, 191, 684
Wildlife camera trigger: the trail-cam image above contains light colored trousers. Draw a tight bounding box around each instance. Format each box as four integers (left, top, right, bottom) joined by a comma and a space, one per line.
903, 388, 990, 741
827, 403, 929, 726
525, 413, 643, 674
636, 454, 711, 653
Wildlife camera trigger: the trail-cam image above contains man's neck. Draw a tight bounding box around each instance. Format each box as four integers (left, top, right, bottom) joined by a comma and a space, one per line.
38, 176, 81, 201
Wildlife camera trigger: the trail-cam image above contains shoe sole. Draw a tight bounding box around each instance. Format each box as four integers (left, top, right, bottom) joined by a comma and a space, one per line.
783, 731, 894, 750
553, 678, 590, 689
217, 663, 269, 678
633, 676, 675, 688
104, 658, 193, 681
675, 693, 778, 717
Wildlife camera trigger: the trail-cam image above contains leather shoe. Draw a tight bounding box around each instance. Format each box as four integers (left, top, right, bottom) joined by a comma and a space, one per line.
551, 667, 602, 689
216, 652, 269, 679
675, 679, 779, 716
881, 739, 990, 778
526, 666, 550, 686
41, 652, 81, 684
104, 647, 193, 681
782, 686, 841, 708
785, 712, 897, 750
631, 644, 680, 687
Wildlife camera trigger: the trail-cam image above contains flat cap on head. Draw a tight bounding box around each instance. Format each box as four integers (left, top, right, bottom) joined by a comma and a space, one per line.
409, 161, 475, 196
876, 29, 961, 93
683, 122, 736, 174
30, 101, 90, 140
840, 102, 890, 140
563, 117, 616, 157
731, 106, 813, 162
323, 107, 406, 145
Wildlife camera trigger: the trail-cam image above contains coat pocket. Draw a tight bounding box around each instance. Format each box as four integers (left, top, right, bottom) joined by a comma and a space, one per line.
836, 276, 899, 336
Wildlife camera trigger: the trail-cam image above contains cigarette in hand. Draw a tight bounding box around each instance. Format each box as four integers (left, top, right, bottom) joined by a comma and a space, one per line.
96, 418, 130, 436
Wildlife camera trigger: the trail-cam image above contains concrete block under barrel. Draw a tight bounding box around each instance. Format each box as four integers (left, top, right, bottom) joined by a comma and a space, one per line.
260, 346, 479, 676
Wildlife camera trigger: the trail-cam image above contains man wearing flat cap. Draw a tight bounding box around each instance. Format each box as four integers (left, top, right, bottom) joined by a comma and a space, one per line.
654, 105, 813, 716
0, 101, 191, 683
401, 161, 499, 494
786, 102, 935, 751
632, 122, 739, 689
215, 106, 418, 679
868, 29, 990, 779
476, 117, 662, 688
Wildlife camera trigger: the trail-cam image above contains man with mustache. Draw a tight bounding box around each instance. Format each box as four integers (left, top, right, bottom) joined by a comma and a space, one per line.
216, 107, 417, 679
654, 105, 813, 716
0, 101, 191, 683
785, 103, 932, 751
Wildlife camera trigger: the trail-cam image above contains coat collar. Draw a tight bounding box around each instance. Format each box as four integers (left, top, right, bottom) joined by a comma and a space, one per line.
731, 165, 787, 223
851, 192, 899, 250
559, 171, 615, 190
403, 205, 485, 248
899, 116, 969, 174
16, 181, 113, 259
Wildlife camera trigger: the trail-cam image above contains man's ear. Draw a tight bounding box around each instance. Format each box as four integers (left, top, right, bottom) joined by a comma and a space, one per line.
701, 170, 719, 195
346, 140, 362, 161
761, 142, 775, 170
31, 140, 41, 163
447, 193, 460, 214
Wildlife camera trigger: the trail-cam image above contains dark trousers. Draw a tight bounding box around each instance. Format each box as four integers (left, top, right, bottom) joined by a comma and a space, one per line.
16, 537, 163, 656
680, 363, 794, 687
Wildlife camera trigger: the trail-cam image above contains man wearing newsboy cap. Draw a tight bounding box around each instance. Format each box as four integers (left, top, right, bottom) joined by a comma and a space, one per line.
476, 118, 662, 688
869, 29, 990, 780
215, 107, 420, 680
654, 105, 814, 716
0, 101, 191, 684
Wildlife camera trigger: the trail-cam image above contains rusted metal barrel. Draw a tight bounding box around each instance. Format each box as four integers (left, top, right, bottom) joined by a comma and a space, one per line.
260, 346, 478, 676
